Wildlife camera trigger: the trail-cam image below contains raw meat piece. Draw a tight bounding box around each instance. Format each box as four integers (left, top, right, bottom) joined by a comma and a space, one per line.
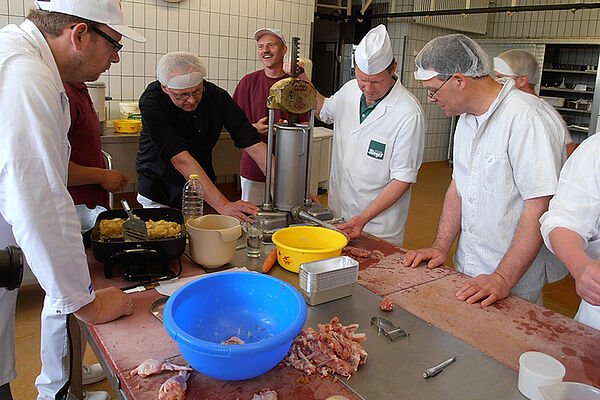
158, 371, 190, 400
130, 359, 192, 378
222, 336, 246, 345
380, 297, 394, 311
342, 246, 372, 259
252, 388, 279, 400
283, 316, 368, 379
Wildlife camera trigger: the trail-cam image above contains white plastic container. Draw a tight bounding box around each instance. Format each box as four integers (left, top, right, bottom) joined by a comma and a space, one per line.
187, 215, 241, 267
539, 382, 600, 400
518, 351, 566, 400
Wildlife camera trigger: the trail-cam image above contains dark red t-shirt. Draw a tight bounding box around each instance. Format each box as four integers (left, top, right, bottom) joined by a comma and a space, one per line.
65, 82, 109, 209
233, 70, 292, 182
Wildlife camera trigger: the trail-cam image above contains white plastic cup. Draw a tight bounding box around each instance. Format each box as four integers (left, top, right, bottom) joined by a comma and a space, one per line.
518, 351, 566, 400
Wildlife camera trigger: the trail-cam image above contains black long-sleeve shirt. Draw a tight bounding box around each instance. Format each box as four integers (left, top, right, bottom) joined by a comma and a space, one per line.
136, 80, 260, 208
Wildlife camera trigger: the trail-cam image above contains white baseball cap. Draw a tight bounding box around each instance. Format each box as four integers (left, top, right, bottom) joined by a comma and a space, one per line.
35, 0, 146, 42
254, 28, 286, 46
354, 24, 393, 75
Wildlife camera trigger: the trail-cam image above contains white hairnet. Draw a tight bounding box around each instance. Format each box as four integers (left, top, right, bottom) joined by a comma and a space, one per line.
156, 52, 207, 87
496, 49, 539, 84
414, 34, 489, 79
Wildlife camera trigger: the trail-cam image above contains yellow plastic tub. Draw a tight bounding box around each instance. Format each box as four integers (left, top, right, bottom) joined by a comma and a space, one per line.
271, 226, 348, 273
112, 119, 142, 133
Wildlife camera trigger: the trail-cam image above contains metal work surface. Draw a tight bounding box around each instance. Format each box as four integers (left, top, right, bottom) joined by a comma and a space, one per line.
306, 284, 526, 400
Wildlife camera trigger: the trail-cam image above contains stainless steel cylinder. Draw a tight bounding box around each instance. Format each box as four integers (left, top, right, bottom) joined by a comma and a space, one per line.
273, 123, 310, 211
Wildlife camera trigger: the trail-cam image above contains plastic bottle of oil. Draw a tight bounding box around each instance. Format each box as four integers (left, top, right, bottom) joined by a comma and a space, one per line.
182, 174, 204, 226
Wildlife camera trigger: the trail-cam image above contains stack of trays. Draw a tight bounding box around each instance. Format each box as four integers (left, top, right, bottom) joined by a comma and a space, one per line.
299, 256, 358, 306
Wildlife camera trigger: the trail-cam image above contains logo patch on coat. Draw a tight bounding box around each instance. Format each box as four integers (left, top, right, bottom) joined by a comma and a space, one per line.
367, 140, 386, 160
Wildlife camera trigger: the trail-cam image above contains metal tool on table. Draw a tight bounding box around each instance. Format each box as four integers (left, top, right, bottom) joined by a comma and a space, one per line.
423, 356, 457, 379
370, 316, 409, 341
256, 37, 336, 240
121, 199, 149, 241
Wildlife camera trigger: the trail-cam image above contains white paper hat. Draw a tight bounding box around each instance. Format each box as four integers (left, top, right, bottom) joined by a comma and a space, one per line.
35, 0, 146, 42
414, 67, 440, 81
254, 28, 286, 46
354, 24, 393, 75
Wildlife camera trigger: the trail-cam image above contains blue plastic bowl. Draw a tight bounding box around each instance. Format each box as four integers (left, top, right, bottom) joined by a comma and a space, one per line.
163, 272, 307, 380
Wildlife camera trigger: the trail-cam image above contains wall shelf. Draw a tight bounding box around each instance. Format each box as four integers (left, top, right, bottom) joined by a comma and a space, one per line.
540, 87, 594, 94
555, 107, 592, 114
543, 68, 597, 75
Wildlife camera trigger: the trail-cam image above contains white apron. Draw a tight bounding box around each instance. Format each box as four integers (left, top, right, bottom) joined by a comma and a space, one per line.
321, 79, 425, 246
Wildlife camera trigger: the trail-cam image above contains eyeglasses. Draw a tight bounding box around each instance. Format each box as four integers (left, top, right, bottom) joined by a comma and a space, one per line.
70, 24, 123, 53
427, 75, 453, 99
167, 85, 204, 101
91, 26, 123, 53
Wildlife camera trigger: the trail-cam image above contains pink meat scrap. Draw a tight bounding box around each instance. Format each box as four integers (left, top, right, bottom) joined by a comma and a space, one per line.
283, 316, 368, 379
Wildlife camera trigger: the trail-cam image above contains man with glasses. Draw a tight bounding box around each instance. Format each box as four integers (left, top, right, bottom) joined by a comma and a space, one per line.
308, 24, 425, 246
404, 34, 567, 307
136, 52, 270, 221
0, 1, 145, 399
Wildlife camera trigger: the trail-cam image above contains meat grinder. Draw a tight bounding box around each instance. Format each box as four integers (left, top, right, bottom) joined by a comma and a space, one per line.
256, 37, 336, 238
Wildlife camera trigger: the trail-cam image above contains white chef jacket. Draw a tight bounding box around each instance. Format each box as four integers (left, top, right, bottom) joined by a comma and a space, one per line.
320, 78, 425, 246
453, 80, 566, 299
540, 133, 600, 330
0, 21, 95, 313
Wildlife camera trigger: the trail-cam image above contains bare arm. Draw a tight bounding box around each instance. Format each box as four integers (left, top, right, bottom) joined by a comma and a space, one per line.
170, 151, 257, 220
550, 227, 600, 305
456, 196, 551, 306
403, 179, 462, 268
68, 161, 129, 193
336, 179, 411, 240
243, 141, 270, 176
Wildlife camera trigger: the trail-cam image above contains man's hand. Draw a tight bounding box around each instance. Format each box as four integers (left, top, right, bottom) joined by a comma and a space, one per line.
99, 170, 129, 193
455, 272, 511, 307
252, 116, 269, 135
74, 286, 133, 324
218, 200, 259, 222
572, 259, 600, 306
336, 215, 367, 240
402, 246, 447, 269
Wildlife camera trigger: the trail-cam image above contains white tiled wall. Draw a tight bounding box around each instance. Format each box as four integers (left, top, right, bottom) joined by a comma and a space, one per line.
1, 0, 314, 119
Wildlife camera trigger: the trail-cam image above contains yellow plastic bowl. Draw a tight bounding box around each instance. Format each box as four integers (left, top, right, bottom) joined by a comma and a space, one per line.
271, 226, 348, 273
112, 119, 141, 133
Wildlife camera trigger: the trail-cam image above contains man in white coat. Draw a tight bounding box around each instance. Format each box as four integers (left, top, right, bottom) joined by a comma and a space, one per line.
0, 1, 145, 399
493, 49, 576, 157
540, 133, 600, 330
314, 24, 425, 246
403, 34, 567, 306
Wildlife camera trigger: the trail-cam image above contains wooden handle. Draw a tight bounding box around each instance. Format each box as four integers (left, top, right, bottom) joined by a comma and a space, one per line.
261, 248, 278, 273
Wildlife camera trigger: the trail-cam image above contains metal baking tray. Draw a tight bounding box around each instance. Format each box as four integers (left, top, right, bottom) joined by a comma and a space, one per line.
299, 256, 358, 306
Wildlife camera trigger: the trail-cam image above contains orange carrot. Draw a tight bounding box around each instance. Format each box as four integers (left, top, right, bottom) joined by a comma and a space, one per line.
262, 248, 278, 273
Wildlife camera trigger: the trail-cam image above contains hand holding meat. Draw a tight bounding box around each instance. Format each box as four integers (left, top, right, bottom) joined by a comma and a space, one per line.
402, 246, 447, 269
455, 272, 511, 307
74, 286, 133, 324
99, 169, 129, 193
130, 359, 192, 378
336, 215, 367, 240
158, 370, 190, 400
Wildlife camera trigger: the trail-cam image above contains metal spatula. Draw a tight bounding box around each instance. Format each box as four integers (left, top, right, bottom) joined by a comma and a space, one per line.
121, 199, 149, 241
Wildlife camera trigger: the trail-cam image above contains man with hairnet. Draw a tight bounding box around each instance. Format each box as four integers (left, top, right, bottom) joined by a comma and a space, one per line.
403, 34, 567, 306
312, 24, 425, 246
493, 49, 575, 157
136, 52, 270, 221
